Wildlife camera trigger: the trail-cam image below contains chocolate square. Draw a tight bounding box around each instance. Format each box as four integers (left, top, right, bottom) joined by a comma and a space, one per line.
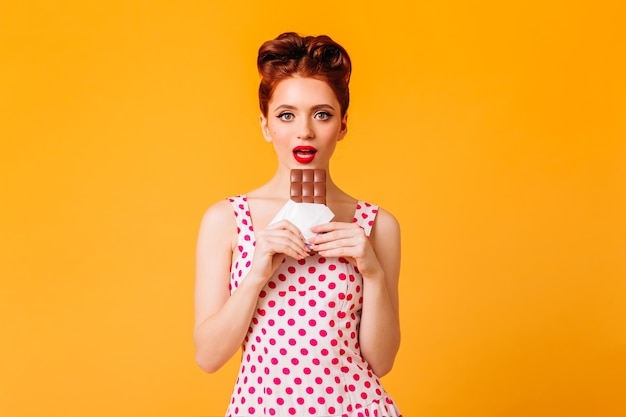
290, 169, 326, 205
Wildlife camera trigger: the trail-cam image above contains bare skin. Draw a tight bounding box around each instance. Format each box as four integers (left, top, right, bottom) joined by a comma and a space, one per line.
194, 77, 401, 377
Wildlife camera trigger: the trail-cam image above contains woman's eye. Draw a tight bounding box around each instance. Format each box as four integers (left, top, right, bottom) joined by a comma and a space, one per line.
278, 112, 294, 121
314, 111, 331, 120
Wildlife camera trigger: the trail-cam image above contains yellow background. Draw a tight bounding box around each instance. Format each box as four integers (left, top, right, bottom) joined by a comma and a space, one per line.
1, 1, 624, 416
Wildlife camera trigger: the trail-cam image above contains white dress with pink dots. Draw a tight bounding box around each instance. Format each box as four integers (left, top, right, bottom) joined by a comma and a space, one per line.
225, 195, 402, 417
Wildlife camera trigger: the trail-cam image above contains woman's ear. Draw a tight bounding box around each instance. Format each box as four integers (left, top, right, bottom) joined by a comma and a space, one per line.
338, 113, 348, 141
260, 114, 271, 142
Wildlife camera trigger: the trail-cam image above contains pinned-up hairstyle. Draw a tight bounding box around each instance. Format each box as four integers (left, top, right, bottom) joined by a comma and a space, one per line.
257, 32, 352, 117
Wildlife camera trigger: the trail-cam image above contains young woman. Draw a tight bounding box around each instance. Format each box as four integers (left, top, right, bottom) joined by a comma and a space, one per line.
194, 32, 402, 417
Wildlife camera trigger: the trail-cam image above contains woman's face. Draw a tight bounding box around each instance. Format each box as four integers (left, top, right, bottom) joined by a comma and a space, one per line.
260, 76, 347, 171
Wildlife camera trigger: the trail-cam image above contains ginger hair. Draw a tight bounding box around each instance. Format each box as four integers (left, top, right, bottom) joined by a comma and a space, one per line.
257, 32, 351, 117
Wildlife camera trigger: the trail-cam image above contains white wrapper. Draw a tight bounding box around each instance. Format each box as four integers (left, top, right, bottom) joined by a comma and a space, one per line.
269, 200, 335, 241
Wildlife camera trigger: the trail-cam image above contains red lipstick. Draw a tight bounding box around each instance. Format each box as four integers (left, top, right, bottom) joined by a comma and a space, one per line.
292, 146, 317, 164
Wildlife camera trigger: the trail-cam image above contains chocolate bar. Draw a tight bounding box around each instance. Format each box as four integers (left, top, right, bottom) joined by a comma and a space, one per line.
290, 169, 326, 205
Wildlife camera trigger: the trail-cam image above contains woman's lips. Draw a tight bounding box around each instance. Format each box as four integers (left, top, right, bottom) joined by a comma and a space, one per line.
292, 146, 317, 164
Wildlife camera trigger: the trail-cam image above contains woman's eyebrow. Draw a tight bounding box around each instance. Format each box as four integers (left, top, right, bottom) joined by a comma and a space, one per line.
272, 104, 336, 112
311, 104, 336, 111
272, 104, 297, 112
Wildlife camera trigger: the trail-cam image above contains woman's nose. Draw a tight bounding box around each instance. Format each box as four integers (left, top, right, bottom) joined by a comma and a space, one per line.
297, 120, 314, 139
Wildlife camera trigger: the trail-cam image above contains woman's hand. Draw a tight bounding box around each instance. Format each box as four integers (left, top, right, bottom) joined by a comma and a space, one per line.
249, 219, 310, 284
308, 222, 383, 278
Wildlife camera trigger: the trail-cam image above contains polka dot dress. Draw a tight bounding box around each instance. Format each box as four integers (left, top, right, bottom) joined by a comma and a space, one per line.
225, 196, 402, 417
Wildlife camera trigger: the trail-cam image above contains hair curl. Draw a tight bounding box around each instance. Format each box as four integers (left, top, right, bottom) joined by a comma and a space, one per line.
257, 32, 351, 116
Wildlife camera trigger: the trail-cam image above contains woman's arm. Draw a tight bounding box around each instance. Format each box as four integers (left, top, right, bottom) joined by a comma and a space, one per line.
193, 200, 310, 373
355, 209, 401, 377
308, 208, 401, 377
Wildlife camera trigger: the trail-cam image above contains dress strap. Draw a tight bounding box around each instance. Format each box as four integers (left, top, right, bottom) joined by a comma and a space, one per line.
352, 201, 379, 237
227, 195, 255, 248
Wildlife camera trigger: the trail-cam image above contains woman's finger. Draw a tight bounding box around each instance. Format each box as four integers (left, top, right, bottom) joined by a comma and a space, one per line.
258, 231, 309, 259
266, 219, 306, 240
310, 221, 354, 234
309, 226, 364, 246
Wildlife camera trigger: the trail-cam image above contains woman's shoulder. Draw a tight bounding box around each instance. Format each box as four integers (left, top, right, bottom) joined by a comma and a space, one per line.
202, 196, 240, 217
197, 196, 244, 252
198, 197, 241, 234
361, 201, 400, 239
350, 196, 398, 226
